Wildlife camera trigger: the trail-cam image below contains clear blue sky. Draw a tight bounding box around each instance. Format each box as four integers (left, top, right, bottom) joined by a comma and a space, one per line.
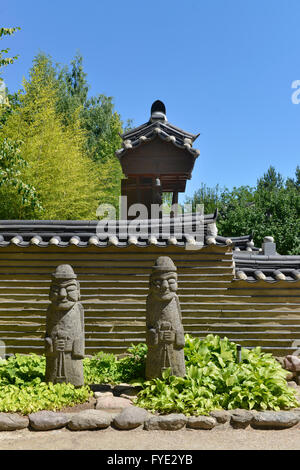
1, 0, 300, 200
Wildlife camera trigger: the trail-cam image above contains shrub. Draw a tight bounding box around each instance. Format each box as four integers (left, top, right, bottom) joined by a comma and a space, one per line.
83, 343, 147, 384
83, 351, 119, 384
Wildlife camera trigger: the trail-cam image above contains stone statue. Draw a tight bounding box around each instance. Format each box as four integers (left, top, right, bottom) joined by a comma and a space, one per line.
145, 256, 186, 379
45, 264, 85, 387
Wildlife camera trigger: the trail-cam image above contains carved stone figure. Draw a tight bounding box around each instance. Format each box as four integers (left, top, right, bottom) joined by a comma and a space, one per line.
45, 264, 85, 387
145, 256, 186, 379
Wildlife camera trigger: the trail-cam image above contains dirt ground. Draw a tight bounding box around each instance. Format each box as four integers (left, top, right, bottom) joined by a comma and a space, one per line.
0, 426, 300, 451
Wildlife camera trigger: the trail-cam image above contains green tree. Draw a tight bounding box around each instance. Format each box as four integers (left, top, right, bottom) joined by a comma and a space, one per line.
0, 137, 42, 218
0, 54, 104, 219
41, 52, 124, 209
286, 165, 300, 191
186, 166, 300, 255
0, 27, 21, 124
57, 52, 124, 165
185, 183, 224, 214
0, 27, 42, 218
56, 52, 88, 126
257, 165, 284, 191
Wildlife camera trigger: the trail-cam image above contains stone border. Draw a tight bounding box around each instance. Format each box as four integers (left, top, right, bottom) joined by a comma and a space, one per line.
1, 384, 300, 432
2, 407, 300, 432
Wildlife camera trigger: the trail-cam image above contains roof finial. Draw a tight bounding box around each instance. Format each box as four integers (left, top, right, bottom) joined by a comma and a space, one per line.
150, 100, 167, 122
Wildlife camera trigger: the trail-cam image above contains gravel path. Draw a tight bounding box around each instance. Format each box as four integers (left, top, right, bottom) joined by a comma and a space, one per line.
0, 426, 300, 450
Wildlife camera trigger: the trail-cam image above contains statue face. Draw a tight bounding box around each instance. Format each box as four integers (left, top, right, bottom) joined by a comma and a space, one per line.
151, 272, 177, 301
50, 279, 79, 310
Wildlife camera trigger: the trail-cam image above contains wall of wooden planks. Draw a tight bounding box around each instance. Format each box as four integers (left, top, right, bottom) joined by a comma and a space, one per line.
0, 244, 299, 357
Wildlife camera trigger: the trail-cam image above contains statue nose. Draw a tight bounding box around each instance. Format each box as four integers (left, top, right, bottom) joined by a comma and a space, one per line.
58, 287, 67, 298
161, 280, 169, 290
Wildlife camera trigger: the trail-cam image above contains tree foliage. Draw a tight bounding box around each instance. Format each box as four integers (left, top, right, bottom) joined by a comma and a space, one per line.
56, 52, 124, 209
186, 166, 300, 254
0, 52, 125, 218
0, 137, 42, 218
0, 27, 20, 80
0, 54, 104, 219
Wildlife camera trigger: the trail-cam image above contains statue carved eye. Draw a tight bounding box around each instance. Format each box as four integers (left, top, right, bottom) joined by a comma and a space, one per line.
67, 286, 77, 292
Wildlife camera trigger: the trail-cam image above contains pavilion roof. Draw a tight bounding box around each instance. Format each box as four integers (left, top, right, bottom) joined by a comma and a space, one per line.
116, 100, 200, 160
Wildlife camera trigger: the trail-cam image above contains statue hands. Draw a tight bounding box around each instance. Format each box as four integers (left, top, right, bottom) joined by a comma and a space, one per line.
54, 334, 72, 352
56, 338, 65, 351
160, 330, 175, 343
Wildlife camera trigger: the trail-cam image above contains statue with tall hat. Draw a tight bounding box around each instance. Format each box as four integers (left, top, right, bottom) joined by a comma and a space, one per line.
145, 256, 186, 379
45, 264, 85, 387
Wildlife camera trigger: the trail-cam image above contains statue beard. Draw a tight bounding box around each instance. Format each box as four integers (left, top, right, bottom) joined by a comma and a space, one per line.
57, 300, 76, 310
54, 299, 76, 311
152, 290, 177, 303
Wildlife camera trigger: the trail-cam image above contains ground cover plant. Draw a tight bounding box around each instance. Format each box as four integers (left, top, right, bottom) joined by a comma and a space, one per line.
0, 354, 92, 414
0, 344, 147, 414
135, 335, 299, 415
0, 335, 298, 415
83, 343, 147, 385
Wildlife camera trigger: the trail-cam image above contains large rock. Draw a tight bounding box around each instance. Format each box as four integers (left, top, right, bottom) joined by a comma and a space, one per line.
113, 406, 150, 430
251, 411, 300, 429
95, 396, 133, 413
0, 413, 29, 431
28, 411, 70, 431
284, 355, 300, 371
144, 413, 187, 431
230, 409, 254, 429
67, 409, 113, 431
187, 415, 217, 430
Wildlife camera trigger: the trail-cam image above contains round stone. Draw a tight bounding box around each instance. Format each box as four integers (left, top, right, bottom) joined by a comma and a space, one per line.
28, 411, 70, 431
187, 416, 217, 430
251, 411, 299, 429
113, 406, 150, 430
67, 409, 113, 431
0, 413, 29, 431
144, 414, 187, 431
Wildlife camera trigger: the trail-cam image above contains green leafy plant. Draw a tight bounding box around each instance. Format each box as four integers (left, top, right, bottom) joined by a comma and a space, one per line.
83, 343, 147, 384
0, 381, 92, 414
0, 353, 46, 385
0, 354, 91, 414
135, 335, 299, 415
117, 343, 147, 383
83, 351, 119, 384
0, 336, 298, 416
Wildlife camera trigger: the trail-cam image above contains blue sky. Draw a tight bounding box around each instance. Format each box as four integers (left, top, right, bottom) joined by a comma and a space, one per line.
1, 0, 300, 200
